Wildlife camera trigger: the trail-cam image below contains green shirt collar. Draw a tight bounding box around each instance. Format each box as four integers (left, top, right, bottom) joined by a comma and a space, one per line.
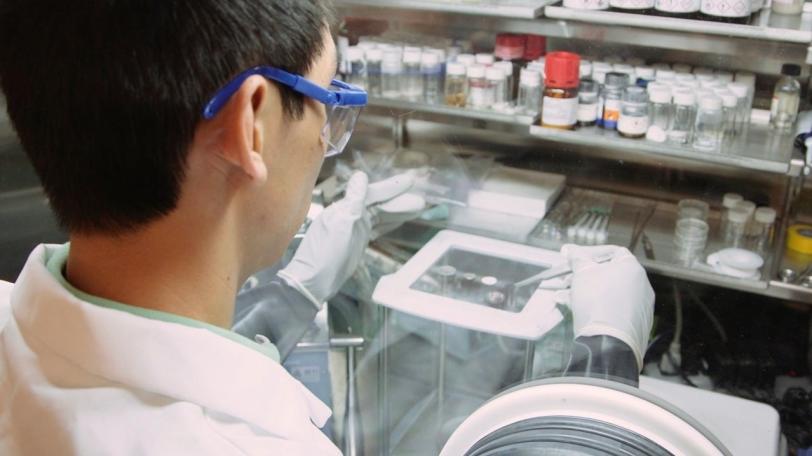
45, 243, 279, 362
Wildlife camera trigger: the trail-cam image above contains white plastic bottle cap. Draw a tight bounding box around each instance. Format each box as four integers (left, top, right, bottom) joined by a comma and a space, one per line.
446, 62, 467, 77
735, 71, 756, 87
346, 46, 365, 62
382, 48, 402, 64
421, 51, 439, 66
580, 60, 593, 78
727, 207, 750, 223
699, 96, 722, 111
653, 63, 672, 71
715, 71, 734, 83
673, 63, 693, 74
456, 53, 476, 66
728, 83, 748, 98
494, 61, 514, 78
735, 200, 757, 216
649, 86, 672, 104
673, 89, 696, 106
676, 73, 696, 83
635, 66, 655, 80
594, 61, 613, 70
365, 48, 383, 62
722, 193, 744, 208
520, 68, 541, 87
625, 57, 645, 66
646, 81, 666, 93
486, 66, 505, 81
696, 73, 716, 82
467, 64, 486, 79
475, 53, 495, 65
720, 93, 738, 108
678, 80, 700, 89
755, 207, 777, 224
656, 69, 676, 81
403, 50, 422, 65
694, 66, 715, 76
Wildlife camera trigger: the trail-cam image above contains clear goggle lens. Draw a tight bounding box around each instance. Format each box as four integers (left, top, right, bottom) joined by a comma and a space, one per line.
321, 83, 364, 157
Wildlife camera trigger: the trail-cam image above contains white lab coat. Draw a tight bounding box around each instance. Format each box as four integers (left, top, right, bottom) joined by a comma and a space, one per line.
0, 245, 342, 455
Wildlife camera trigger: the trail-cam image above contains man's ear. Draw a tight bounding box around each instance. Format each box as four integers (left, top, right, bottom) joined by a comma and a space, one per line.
204, 75, 281, 182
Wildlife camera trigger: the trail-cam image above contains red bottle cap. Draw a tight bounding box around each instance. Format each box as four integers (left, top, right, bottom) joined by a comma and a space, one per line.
545, 51, 581, 89
523, 35, 547, 60
495, 34, 526, 61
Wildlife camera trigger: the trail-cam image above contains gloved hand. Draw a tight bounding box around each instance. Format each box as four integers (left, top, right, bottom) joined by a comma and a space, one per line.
277, 171, 416, 309
547, 244, 655, 371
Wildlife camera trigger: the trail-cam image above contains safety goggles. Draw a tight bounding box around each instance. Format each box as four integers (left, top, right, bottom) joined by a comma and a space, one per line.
202, 66, 368, 157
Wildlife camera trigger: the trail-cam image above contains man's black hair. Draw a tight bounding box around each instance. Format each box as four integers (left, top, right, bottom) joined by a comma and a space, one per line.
0, 0, 335, 234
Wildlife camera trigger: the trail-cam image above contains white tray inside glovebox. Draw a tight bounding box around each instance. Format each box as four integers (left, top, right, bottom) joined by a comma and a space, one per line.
372, 230, 565, 340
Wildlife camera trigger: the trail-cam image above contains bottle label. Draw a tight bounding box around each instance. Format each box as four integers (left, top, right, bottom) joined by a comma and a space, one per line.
603, 99, 621, 129
618, 114, 650, 136
577, 102, 599, 123
700, 0, 750, 17
542, 96, 578, 127
656, 0, 700, 12
563, 0, 610, 8
609, 0, 655, 8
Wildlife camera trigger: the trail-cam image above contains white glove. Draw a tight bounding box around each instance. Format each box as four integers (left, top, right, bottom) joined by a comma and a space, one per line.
277, 171, 415, 309
551, 244, 655, 370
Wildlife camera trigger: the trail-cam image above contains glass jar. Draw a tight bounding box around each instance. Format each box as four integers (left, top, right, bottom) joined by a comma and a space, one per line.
719, 92, 739, 140
365, 48, 383, 97
578, 79, 600, 127
444, 62, 467, 107
517, 68, 542, 115
466, 64, 492, 110
648, 86, 672, 142
693, 95, 723, 151
602, 72, 630, 130
723, 207, 750, 248
668, 89, 696, 144
494, 61, 516, 105
402, 49, 423, 102
346, 46, 367, 89
750, 207, 777, 253
618, 86, 650, 139
487, 67, 507, 108
720, 193, 743, 239
381, 47, 403, 99
421, 52, 444, 105
727, 83, 748, 136
770, 64, 801, 131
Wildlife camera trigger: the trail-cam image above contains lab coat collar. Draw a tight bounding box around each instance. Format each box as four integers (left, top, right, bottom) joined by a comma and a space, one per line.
10, 244, 332, 437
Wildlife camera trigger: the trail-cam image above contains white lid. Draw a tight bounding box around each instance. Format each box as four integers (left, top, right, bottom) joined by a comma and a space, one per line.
656, 69, 675, 81
646, 81, 666, 93
526, 61, 545, 75
673, 63, 693, 74
421, 51, 440, 66
635, 66, 655, 79
580, 60, 593, 78
675, 73, 696, 82
727, 82, 748, 98
467, 64, 486, 79
475, 53, 495, 65
735, 71, 756, 86
722, 193, 743, 208
699, 96, 722, 111
456, 53, 476, 66
365, 48, 383, 61
486, 66, 505, 81
755, 207, 777, 224
446, 62, 467, 77
735, 200, 756, 216
649, 86, 672, 103
727, 207, 750, 223
403, 50, 422, 64
520, 68, 541, 86
694, 66, 715, 76
346, 46, 365, 62
357, 41, 378, 51
625, 57, 645, 66
696, 73, 716, 82
494, 61, 514, 77
653, 63, 672, 71
673, 89, 696, 106
404, 46, 422, 53
720, 92, 738, 108
614, 63, 634, 74
605, 55, 623, 64
594, 61, 613, 70
383, 48, 402, 63
715, 71, 733, 83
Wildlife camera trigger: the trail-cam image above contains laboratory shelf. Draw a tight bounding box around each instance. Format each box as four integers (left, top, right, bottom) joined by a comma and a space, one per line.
544, 6, 812, 45
528, 123, 798, 176
335, 0, 553, 18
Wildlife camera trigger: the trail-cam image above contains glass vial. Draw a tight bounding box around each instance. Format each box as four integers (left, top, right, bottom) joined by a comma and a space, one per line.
668, 89, 696, 145
346, 46, 367, 89
487, 67, 507, 108
723, 207, 750, 248
750, 207, 777, 253
578, 79, 600, 127
618, 86, 650, 139
727, 82, 749, 136
719, 192, 743, 239
647, 86, 672, 142
518, 68, 542, 115
494, 61, 516, 105
770, 64, 801, 132
381, 47, 403, 99
466, 64, 491, 110
444, 62, 467, 107
421, 52, 444, 105
602, 72, 629, 131
365, 48, 383, 97
719, 92, 739, 140
693, 95, 724, 151
402, 49, 423, 102
542, 52, 581, 130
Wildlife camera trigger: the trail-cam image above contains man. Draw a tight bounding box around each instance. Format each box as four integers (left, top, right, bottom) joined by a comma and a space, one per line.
0, 1, 653, 454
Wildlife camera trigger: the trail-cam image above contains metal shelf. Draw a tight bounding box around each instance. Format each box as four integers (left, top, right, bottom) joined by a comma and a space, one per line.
336, 0, 553, 18
529, 124, 797, 176
545, 6, 812, 44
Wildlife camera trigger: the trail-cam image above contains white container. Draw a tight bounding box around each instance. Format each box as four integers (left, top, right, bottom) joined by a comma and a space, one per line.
693, 96, 724, 151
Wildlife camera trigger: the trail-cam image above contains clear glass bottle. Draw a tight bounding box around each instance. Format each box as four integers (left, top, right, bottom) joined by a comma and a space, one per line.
647, 86, 672, 142
618, 86, 650, 139
421, 52, 444, 105
727, 82, 749, 136
750, 207, 777, 253
723, 207, 750, 248
517, 68, 542, 115
770, 64, 802, 132
346, 46, 367, 89
602, 72, 629, 130
487, 66, 507, 108
381, 47, 403, 99
494, 61, 516, 105
772, 0, 804, 15
668, 89, 696, 145
719, 92, 739, 140
693, 95, 724, 151
402, 50, 423, 102
444, 62, 467, 107
365, 48, 383, 97
719, 192, 744, 239
578, 79, 600, 127
466, 64, 492, 110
